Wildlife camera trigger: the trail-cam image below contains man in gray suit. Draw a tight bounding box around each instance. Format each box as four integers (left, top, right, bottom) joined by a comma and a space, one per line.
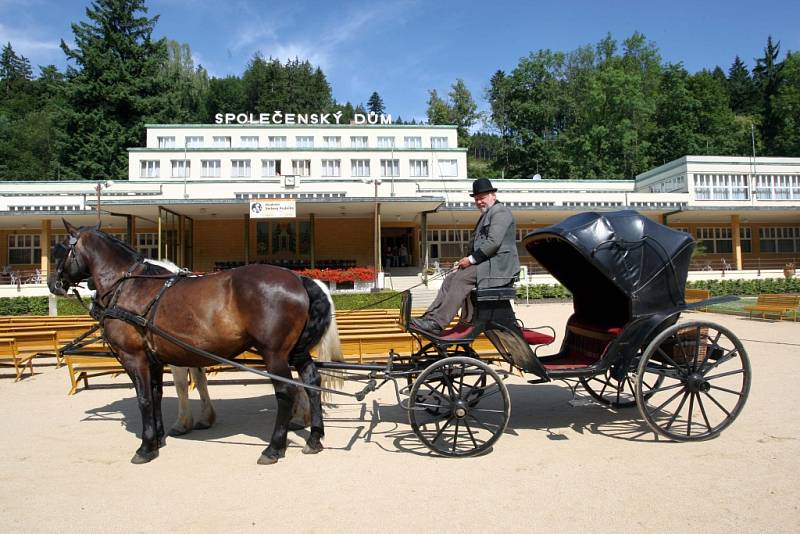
410, 178, 520, 333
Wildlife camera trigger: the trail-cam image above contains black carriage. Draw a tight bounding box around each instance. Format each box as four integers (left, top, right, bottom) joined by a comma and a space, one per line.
346, 210, 751, 457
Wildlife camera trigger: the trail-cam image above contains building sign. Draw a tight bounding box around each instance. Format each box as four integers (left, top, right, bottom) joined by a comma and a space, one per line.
250, 199, 296, 219
214, 111, 392, 125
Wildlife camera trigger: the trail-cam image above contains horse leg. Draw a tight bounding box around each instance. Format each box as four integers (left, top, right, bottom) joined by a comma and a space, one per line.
122, 352, 160, 464
168, 365, 194, 436
190, 367, 216, 430
258, 359, 294, 465
296, 356, 324, 454
150, 361, 166, 448
288, 385, 310, 431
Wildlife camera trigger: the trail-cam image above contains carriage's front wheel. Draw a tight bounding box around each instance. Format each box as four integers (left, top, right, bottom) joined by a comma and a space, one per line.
636, 321, 751, 441
409, 356, 510, 457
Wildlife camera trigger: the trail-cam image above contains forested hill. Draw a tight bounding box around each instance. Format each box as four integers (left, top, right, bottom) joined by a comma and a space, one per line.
0, 1, 797, 181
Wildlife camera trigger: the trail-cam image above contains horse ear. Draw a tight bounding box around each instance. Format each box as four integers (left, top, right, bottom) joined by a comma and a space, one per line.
62, 218, 79, 237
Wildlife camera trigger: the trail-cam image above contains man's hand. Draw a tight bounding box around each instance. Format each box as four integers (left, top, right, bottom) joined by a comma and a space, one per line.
455, 256, 472, 270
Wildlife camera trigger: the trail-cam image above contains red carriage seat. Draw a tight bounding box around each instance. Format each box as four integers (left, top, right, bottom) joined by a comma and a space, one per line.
540, 316, 624, 370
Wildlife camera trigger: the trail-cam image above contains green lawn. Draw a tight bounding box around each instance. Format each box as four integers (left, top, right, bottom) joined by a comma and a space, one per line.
703, 296, 799, 320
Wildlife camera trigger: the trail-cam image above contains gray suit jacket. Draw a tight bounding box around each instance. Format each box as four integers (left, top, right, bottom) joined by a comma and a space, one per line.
469, 201, 520, 288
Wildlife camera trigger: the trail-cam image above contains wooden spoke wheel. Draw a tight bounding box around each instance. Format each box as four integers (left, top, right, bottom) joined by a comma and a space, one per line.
581, 366, 664, 408
636, 321, 751, 441
409, 356, 510, 457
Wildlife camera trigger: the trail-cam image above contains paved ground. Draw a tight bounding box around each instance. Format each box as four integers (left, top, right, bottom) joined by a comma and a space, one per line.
1, 303, 798, 533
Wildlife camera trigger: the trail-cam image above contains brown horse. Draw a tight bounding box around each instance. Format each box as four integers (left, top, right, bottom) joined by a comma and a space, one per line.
49, 220, 342, 465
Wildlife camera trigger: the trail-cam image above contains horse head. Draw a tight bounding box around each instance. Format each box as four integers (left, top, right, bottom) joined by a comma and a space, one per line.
49, 219, 95, 296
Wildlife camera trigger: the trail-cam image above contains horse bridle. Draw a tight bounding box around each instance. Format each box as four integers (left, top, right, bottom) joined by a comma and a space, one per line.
52, 235, 89, 293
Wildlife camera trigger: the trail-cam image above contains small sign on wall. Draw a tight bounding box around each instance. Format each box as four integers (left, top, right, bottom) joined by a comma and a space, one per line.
249, 199, 296, 218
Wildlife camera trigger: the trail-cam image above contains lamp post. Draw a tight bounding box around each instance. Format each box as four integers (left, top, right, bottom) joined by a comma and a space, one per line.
94, 181, 113, 226
365, 177, 382, 292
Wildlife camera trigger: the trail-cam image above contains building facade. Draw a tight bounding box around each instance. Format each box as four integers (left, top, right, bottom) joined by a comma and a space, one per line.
0, 123, 798, 282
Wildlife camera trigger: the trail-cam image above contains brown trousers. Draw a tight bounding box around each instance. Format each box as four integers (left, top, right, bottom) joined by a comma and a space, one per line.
423, 266, 477, 329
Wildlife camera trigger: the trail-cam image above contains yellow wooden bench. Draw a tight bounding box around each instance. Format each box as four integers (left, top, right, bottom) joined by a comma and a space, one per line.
0, 337, 36, 381
65, 353, 126, 395
0, 322, 98, 367
13, 330, 59, 372
744, 294, 800, 321
685, 288, 711, 304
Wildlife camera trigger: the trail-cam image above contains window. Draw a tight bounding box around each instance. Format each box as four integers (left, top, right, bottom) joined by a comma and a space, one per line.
404, 136, 422, 148
231, 159, 251, 178
268, 136, 287, 148
754, 175, 800, 200
7, 234, 41, 264
437, 159, 458, 177
410, 159, 428, 177
350, 136, 368, 148
201, 160, 221, 178
693, 174, 748, 200
185, 136, 204, 148
351, 159, 370, 177
649, 174, 686, 193
377, 136, 395, 148
261, 159, 281, 177
171, 160, 190, 178
140, 160, 160, 178
425, 228, 471, 259
431, 136, 449, 149
137, 233, 158, 259
321, 159, 341, 177
695, 227, 750, 254
157, 136, 176, 148
323, 136, 341, 148
240, 136, 259, 148
292, 160, 311, 177
212, 136, 231, 148
759, 227, 800, 253
381, 159, 399, 177
296, 136, 314, 148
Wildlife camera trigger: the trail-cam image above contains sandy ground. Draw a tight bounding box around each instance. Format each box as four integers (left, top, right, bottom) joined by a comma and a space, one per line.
1, 303, 799, 533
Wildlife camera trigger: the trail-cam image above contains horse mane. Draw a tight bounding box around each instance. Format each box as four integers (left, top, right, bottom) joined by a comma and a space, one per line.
88, 229, 177, 275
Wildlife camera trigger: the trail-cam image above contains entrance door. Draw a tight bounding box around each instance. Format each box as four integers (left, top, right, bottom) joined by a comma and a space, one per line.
381, 227, 414, 269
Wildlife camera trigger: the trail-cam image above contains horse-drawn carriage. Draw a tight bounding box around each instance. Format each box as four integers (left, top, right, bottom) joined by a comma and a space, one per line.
51, 210, 751, 463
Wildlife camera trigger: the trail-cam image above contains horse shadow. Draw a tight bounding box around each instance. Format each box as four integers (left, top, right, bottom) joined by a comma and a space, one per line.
83, 388, 363, 453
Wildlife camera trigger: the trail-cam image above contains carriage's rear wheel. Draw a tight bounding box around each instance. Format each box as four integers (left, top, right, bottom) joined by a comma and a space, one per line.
581, 367, 664, 408
636, 321, 751, 441
409, 356, 510, 457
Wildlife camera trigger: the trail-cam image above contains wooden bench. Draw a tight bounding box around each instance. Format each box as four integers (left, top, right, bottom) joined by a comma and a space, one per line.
65, 354, 126, 395
13, 331, 59, 372
0, 322, 98, 366
0, 337, 35, 381
744, 294, 800, 321
685, 288, 711, 304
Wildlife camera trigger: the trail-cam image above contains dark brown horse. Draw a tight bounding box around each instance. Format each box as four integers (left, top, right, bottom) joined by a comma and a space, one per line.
49, 220, 342, 465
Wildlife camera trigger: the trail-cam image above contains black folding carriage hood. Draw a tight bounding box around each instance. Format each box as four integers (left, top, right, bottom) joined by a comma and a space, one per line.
522, 210, 695, 326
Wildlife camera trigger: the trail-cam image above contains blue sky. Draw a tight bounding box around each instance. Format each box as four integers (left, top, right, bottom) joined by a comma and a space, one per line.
2, 0, 799, 123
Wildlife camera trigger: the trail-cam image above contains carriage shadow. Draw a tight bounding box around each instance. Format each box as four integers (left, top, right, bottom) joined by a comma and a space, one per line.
363, 382, 666, 457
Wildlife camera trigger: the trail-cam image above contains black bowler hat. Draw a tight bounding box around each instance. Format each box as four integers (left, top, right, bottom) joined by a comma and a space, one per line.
470, 178, 497, 197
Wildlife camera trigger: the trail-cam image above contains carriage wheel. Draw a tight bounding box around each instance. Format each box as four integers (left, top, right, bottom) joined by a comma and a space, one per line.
580, 367, 664, 408
409, 356, 510, 457
636, 321, 751, 441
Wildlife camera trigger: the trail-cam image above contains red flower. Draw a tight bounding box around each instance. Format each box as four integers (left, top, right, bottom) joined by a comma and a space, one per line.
298, 267, 375, 283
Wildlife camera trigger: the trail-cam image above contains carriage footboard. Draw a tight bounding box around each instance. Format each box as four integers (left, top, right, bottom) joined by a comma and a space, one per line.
484, 325, 549, 379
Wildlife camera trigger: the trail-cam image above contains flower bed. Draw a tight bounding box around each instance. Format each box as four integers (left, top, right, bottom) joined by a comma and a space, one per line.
298, 267, 375, 284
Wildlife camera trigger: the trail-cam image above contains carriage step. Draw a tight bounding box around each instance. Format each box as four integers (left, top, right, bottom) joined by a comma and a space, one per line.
527, 378, 549, 384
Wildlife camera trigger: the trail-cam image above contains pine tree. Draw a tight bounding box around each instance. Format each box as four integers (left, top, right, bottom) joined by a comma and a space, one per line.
367, 91, 385, 115
58, 0, 168, 179
0, 42, 32, 97
753, 36, 785, 154
727, 56, 759, 114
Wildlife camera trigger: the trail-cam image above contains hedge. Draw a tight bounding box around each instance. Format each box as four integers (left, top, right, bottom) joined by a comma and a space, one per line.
331, 291, 402, 310
515, 284, 572, 300
0, 296, 90, 316
686, 278, 800, 296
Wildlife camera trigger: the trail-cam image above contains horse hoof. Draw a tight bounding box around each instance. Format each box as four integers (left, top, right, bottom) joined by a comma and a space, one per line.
131, 450, 158, 464
257, 454, 279, 465
302, 443, 324, 455
168, 427, 191, 437
193, 421, 212, 430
